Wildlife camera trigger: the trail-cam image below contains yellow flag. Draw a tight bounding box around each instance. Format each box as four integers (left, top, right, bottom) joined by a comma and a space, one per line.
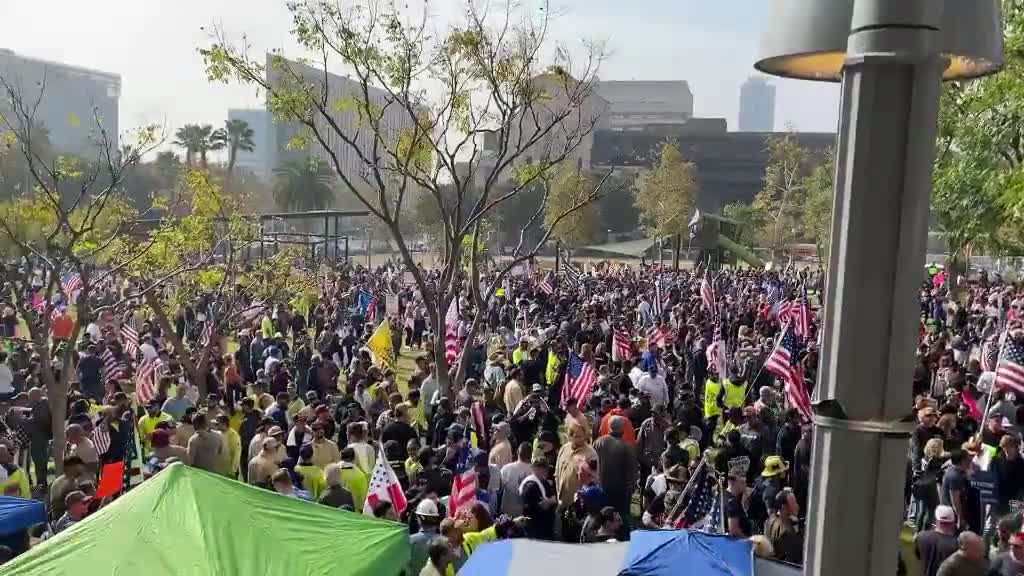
366, 320, 396, 371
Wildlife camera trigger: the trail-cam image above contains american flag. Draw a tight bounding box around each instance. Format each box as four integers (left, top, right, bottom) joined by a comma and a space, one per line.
983, 338, 1001, 372
135, 357, 159, 406
121, 413, 144, 490
357, 289, 375, 319
120, 317, 139, 360
92, 423, 111, 456
364, 445, 408, 516
765, 323, 814, 421
612, 330, 632, 362
706, 324, 728, 378
652, 280, 665, 318
448, 428, 477, 517
199, 315, 216, 349
100, 347, 125, 384
538, 276, 554, 295
646, 324, 668, 349
763, 280, 782, 306
61, 272, 83, 302
675, 462, 721, 532
778, 286, 812, 341
561, 351, 597, 408
996, 335, 1024, 395
561, 263, 583, 290
444, 298, 460, 365
700, 273, 715, 313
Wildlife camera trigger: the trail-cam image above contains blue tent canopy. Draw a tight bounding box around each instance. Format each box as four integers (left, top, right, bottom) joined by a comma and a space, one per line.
621, 530, 753, 575
0, 496, 46, 536
459, 530, 763, 576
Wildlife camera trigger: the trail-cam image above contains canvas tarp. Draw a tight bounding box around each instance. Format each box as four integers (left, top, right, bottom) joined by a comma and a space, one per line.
2, 462, 409, 576
459, 529, 757, 576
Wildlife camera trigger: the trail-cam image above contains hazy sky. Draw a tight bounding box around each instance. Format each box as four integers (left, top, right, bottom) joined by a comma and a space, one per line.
5, 0, 840, 141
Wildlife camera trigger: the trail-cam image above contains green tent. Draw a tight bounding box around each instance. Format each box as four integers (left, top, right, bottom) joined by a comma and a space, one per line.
3, 462, 410, 576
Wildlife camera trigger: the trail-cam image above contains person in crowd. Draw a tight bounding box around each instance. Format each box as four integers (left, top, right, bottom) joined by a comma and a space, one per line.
520, 456, 556, 540
409, 498, 443, 575
915, 505, 961, 576
990, 531, 1024, 576
186, 413, 223, 474
935, 531, 986, 576
51, 490, 91, 534
593, 416, 635, 537
764, 489, 802, 564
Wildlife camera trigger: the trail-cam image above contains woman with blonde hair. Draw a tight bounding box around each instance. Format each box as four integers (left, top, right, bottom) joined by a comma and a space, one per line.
912, 436, 948, 531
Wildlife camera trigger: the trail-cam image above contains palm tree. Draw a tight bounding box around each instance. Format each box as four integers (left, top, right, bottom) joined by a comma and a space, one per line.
211, 119, 255, 180
172, 124, 220, 169
273, 156, 335, 212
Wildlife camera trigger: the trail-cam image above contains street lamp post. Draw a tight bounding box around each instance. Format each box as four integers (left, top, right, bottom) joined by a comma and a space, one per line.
755, 1, 1003, 575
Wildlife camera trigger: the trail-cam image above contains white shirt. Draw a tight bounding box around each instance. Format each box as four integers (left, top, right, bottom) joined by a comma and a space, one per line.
499, 461, 532, 517
637, 372, 669, 406
140, 342, 158, 362
0, 365, 13, 394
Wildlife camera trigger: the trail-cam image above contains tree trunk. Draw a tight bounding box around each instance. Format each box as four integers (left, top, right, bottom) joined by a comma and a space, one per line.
672, 233, 681, 270
144, 290, 206, 394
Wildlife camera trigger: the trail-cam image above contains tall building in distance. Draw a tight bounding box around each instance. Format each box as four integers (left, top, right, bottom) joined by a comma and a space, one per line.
0, 48, 120, 158
265, 54, 419, 206
594, 80, 693, 130
226, 108, 272, 180
738, 77, 776, 132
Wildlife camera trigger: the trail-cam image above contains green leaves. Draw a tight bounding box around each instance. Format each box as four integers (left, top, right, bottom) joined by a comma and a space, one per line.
632, 141, 698, 238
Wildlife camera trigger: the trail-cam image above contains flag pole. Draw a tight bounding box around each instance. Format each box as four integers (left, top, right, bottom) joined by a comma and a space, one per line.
976, 329, 1008, 439
664, 456, 708, 527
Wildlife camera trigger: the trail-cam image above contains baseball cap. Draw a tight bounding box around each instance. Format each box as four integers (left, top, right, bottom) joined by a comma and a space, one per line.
268, 426, 284, 436
935, 505, 956, 524
415, 499, 440, 517
531, 383, 543, 393
262, 437, 280, 450
65, 490, 92, 507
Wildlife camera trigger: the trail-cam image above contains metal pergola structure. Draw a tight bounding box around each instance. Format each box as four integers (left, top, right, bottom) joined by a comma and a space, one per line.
130, 209, 371, 267
254, 209, 370, 265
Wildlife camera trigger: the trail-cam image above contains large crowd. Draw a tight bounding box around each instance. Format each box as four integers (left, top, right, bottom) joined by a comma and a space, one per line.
2, 257, 1024, 575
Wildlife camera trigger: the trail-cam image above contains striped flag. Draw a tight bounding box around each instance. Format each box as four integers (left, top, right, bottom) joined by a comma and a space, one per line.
983, 338, 1000, 372
537, 274, 554, 295
364, 445, 408, 516
652, 280, 665, 318
448, 428, 477, 517
706, 324, 728, 378
61, 272, 83, 301
120, 317, 139, 360
122, 414, 144, 490
444, 298, 460, 365
92, 423, 111, 456
700, 273, 715, 313
612, 330, 632, 362
996, 335, 1024, 395
765, 323, 814, 421
135, 357, 159, 406
199, 317, 216, 349
646, 324, 668, 349
561, 263, 583, 289
100, 347, 124, 383
561, 351, 597, 408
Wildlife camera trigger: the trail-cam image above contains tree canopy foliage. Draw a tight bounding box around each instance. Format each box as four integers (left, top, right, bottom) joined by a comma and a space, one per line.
632, 141, 698, 240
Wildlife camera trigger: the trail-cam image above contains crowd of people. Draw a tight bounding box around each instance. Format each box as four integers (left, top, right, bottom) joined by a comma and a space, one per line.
1, 257, 1024, 575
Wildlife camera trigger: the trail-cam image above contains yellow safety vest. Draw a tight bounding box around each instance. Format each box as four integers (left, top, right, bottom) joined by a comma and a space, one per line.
704, 379, 722, 419
723, 379, 747, 409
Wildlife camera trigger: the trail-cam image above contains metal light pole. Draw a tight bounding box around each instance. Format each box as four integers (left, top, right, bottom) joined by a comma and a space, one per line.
755, 1, 1003, 575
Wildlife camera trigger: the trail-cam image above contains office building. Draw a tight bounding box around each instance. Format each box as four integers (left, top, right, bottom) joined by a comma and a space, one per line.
0, 48, 120, 158
266, 55, 418, 200
592, 119, 833, 211
227, 108, 272, 180
594, 80, 693, 130
738, 77, 776, 132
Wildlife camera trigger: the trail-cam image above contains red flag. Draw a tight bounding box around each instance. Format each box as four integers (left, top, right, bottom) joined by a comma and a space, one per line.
95, 461, 125, 499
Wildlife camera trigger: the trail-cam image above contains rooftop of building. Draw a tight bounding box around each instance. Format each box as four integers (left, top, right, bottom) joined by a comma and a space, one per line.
0, 48, 121, 84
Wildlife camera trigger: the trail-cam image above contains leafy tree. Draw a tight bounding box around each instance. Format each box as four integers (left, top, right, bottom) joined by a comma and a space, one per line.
544, 163, 600, 249
0, 77, 162, 471
802, 149, 835, 260
212, 119, 255, 184
273, 156, 335, 212
632, 141, 698, 262
201, 0, 611, 392
931, 2, 1024, 275
751, 131, 812, 257
722, 201, 766, 248
173, 124, 221, 169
